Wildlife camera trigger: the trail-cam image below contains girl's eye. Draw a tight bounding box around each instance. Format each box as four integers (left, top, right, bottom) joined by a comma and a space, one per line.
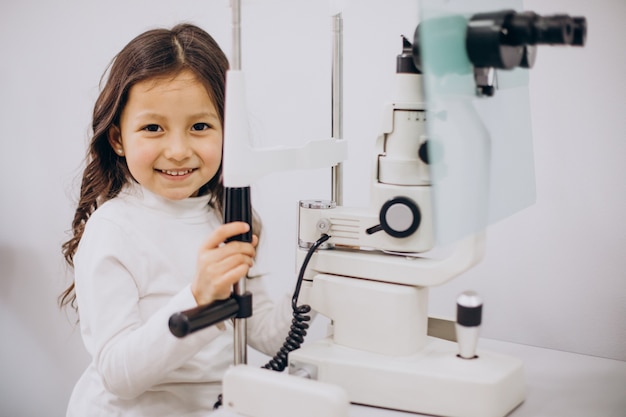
143, 124, 162, 132
192, 122, 211, 131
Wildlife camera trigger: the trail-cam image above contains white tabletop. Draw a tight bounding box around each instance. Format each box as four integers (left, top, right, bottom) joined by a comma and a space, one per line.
348, 338, 626, 417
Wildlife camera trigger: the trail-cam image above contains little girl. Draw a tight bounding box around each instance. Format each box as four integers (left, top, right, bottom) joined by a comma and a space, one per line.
60, 23, 293, 416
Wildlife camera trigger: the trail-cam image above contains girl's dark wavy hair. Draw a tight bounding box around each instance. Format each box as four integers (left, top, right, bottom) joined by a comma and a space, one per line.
60, 23, 255, 311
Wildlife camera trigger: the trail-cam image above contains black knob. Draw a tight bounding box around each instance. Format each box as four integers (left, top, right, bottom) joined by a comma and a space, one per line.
367, 197, 421, 238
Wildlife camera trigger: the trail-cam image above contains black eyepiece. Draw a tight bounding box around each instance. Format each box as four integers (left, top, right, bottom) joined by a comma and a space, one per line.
506, 11, 587, 47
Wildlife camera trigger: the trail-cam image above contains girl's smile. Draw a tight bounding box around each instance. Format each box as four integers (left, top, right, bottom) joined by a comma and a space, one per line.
156, 168, 198, 181
157, 168, 196, 176
109, 69, 223, 200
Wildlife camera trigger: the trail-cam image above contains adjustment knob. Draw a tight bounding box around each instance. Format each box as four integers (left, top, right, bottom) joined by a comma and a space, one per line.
367, 197, 421, 238
456, 291, 483, 359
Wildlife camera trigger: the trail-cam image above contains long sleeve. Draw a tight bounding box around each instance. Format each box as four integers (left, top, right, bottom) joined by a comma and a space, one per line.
68, 185, 300, 416
74, 215, 228, 400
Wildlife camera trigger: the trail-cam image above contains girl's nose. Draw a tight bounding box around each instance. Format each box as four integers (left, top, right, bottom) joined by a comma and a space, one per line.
164, 134, 193, 161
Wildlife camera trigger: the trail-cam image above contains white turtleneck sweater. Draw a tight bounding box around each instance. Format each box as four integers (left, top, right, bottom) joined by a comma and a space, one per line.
67, 184, 293, 417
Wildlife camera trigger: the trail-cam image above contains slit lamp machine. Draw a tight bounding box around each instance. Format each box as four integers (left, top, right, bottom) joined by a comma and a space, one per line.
168, 1, 587, 416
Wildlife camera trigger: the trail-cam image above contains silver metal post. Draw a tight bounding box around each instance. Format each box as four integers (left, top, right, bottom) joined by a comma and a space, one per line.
232, 288, 247, 365
231, 0, 242, 71
331, 13, 344, 206
230, 0, 247, 366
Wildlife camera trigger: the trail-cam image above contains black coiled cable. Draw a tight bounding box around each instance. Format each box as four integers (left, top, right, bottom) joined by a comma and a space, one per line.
213, 233, 331, 409
262, 305, 311, 371
262, 233, 331, 371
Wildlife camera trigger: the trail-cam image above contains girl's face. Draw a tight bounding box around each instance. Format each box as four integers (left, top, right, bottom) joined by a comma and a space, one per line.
109, 70, 223, 200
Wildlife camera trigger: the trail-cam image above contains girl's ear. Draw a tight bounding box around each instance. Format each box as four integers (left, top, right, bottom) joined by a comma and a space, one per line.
108, 125, 125, 156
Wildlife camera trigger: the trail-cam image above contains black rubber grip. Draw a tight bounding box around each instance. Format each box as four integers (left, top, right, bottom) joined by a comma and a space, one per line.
169, 297, 240, 338
457, 303, 483, 327
224, 186, 253, 243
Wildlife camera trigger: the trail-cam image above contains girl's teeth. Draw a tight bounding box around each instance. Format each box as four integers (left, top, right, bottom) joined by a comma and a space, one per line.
163, 169, 191, 176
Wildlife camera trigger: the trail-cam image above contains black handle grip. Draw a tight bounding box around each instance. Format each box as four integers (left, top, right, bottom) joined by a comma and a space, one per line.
224, 186, 252, 243
169, 297, 240, 338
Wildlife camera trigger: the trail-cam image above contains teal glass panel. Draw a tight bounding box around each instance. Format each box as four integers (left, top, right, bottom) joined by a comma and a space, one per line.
418, 0, 536, 245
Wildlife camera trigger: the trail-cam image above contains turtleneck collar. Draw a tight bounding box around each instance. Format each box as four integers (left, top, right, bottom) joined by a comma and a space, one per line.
119, 182, 214, 219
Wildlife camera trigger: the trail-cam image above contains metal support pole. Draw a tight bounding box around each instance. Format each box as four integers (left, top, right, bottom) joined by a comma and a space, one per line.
231, 0, 241, 71
331, 13, 344, 206
230, 0, 247, 367
232, 285, 247, 366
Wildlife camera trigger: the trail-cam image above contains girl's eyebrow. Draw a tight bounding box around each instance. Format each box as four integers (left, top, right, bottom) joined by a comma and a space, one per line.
132, 111, 220, 122
189, 112, 220, 121
133, 111, 165, 121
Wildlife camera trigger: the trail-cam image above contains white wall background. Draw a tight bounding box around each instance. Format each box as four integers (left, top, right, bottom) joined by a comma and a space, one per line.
0, 0, 624, 416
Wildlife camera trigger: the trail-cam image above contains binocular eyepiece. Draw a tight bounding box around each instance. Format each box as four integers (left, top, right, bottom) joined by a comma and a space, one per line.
467, 10, 587, 70
497, 11, 586, 47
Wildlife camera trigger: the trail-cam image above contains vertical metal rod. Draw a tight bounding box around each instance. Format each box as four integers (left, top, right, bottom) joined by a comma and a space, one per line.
331, 13, 344, 206
233, 271, 247, 366
230, 0, 247, 366
231, 0, 242, 71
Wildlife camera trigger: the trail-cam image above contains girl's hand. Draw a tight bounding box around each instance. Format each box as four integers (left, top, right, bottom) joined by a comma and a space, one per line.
191, 222, 258, 306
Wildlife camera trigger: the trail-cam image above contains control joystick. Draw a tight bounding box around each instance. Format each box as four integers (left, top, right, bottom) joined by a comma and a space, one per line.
456, 291, 483, 359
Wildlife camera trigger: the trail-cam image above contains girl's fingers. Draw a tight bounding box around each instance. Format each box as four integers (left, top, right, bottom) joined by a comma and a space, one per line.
203, 252, 254, 276
198, 241, 256, 266
197, 251, 254, 285
193, 256, 254, 303
200, 222, 251, 250
192, 223, 258, 305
